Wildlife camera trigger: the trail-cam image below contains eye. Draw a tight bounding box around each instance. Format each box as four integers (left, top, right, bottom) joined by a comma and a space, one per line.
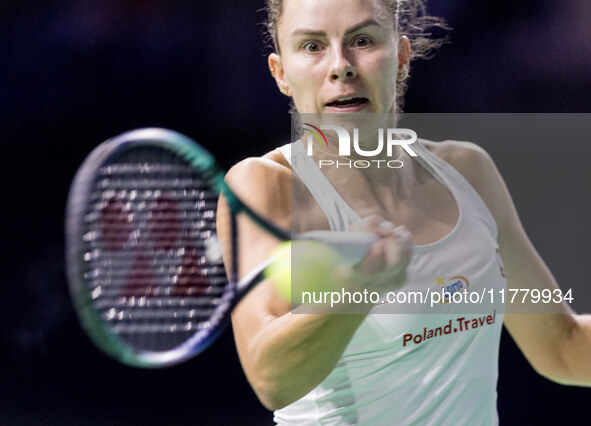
352, 36, 373, 48
302, 41, 322, 53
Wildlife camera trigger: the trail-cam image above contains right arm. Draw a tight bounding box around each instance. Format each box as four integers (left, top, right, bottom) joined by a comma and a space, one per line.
219, 155, 410, 410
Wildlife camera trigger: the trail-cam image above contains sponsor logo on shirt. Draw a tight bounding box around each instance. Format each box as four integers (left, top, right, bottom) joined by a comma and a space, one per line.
402, 310, 498, 347
433, 275, 470, 303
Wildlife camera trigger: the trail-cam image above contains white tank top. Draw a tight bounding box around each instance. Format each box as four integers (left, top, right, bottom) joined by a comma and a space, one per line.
274, 140, 506, 425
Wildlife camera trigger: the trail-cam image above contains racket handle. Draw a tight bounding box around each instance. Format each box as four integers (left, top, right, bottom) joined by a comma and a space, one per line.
298, 231, 379, 264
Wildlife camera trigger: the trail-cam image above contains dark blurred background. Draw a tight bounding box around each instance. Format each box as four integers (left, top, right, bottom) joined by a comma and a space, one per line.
1, 0, 590, 424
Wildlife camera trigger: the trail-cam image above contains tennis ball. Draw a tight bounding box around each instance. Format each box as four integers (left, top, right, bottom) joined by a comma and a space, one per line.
264, 240, 344, 303
265, 241, 293, 301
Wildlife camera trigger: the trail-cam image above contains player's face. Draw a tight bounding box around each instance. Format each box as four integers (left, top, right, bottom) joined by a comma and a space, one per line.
269, 0, 406, 114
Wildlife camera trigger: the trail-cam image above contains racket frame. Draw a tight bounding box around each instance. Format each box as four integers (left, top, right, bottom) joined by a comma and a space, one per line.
66, 128, 289, 368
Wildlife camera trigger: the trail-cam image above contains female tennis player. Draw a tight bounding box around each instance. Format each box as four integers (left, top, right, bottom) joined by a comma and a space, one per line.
219, 0, 591, 423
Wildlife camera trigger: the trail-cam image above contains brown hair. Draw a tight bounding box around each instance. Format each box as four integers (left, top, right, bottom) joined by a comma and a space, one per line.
263, 0, 449, 111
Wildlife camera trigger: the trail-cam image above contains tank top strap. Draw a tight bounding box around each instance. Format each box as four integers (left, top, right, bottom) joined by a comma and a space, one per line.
276, 140, 360, 231
412, 141, 498, 240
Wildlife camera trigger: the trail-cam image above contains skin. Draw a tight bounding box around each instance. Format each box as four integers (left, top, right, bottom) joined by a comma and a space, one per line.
220, 0, 591, 411
269, 0, 409, 114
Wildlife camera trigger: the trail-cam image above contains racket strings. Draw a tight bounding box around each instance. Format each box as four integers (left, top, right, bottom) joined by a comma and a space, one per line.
83, 147, 227, 352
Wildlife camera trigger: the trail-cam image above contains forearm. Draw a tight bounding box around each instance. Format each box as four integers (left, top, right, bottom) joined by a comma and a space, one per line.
240, 311, 367, 410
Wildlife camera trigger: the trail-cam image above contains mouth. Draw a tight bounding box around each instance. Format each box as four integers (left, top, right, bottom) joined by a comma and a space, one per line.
325, 97, 369, 110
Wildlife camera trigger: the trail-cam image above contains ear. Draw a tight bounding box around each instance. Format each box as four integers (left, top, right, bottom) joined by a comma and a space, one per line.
268, 53, 290, 96
398, 36, 411, 71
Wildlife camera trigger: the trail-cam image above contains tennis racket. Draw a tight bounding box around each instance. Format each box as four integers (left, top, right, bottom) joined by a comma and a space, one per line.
66, 128, 374, 368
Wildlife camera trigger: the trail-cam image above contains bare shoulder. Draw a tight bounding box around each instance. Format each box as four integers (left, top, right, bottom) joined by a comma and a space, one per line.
225, 148, 292, 227
420, 139, 508, 223
421, 139, 493, 177
226, 149, 290, 185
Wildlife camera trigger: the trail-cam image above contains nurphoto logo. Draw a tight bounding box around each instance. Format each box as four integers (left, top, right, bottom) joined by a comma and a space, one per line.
302, 123, 418, 169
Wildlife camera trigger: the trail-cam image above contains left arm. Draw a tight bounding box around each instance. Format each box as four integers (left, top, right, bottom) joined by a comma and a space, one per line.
443, 141, 591, 386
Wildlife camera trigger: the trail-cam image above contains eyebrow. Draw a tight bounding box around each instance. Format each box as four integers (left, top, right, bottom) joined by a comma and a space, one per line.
291, 18, 381, 38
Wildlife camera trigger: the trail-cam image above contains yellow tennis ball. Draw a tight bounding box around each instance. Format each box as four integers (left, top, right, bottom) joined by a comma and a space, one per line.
265, 240, 343, 303
265, 241, 293, 301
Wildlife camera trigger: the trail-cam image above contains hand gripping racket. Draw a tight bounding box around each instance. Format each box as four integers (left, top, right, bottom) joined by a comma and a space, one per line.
66, 128, 375, 368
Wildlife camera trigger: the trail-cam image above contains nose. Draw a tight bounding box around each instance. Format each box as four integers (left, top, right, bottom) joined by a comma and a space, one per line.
328, 48, 357, 82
